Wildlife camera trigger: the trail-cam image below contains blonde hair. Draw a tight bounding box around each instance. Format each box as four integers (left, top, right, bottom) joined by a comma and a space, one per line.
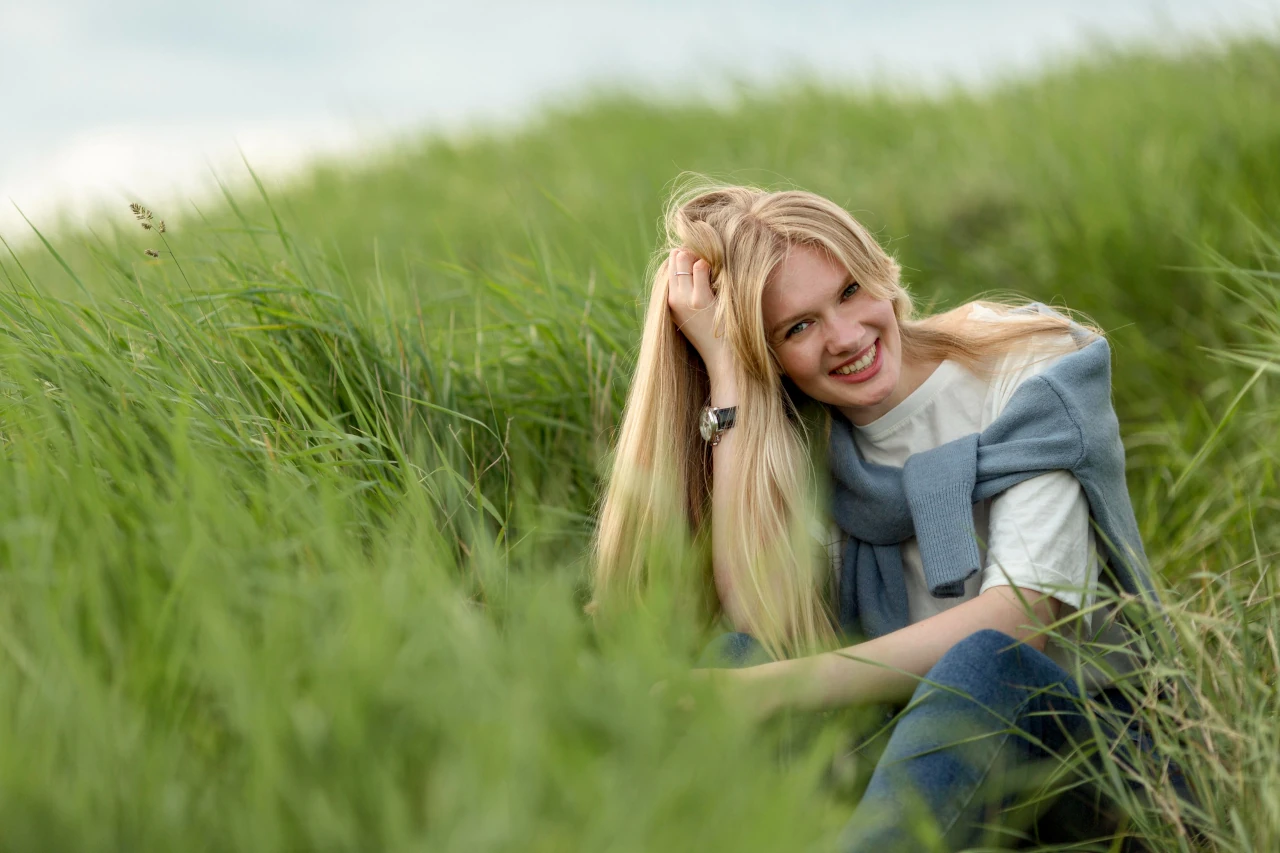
589, 175, 1097, 660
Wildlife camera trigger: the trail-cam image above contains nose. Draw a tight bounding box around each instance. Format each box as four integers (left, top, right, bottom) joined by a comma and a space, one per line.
825, 310, 865, 356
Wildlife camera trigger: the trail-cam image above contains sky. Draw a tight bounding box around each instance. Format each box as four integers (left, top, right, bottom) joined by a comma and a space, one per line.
2, 0, 1278, 239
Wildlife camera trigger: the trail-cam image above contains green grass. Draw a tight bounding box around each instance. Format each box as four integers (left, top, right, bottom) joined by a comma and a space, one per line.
1, 34, 1279, 851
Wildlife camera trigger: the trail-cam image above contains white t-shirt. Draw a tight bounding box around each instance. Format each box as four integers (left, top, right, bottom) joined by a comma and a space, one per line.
825, 305, 1138, 690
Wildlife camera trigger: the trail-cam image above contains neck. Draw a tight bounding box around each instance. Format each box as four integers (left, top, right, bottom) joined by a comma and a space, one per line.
838, 352, 943, 427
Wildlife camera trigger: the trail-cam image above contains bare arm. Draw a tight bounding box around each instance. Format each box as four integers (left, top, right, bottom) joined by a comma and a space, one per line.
666, 248, 760, 631
736, 586, 1063, 715
705, 368, 757, 630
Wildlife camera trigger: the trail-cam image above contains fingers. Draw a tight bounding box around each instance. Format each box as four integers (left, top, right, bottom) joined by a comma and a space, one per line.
650, 677, 699, 713
690, 257, 713, 309
666, 248, 712, 312
666, 248, 687, 309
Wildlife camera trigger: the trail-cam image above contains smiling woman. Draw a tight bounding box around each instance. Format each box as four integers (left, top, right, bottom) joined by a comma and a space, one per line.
590, 176, 1091, 656
586, 174, 1187, 849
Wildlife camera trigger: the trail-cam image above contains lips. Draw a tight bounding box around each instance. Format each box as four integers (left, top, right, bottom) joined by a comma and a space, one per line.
829, 339, 878, 375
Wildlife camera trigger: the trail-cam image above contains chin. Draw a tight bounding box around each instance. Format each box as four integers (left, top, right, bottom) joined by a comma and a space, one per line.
834, 368, 898, 411
842, 388, 891, 411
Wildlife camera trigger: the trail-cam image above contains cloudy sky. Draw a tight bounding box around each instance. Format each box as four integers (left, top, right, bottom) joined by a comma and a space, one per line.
2, 0, 1278, 237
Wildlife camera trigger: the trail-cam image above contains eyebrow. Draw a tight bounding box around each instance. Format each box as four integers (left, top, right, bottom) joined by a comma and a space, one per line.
770, 273, 857, 339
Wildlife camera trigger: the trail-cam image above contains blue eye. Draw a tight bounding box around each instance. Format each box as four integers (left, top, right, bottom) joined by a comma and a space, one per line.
785, 320, 811, 338
842, 282, 860, 299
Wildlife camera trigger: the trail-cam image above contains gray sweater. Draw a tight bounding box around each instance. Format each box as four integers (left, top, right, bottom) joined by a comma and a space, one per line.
828, 324, 1161, 642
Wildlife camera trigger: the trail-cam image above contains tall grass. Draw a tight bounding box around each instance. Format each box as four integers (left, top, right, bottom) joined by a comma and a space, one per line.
0, 34, 1277, 851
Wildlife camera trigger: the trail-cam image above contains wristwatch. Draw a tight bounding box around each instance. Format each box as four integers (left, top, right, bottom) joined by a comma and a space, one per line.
699, 405, 737, 446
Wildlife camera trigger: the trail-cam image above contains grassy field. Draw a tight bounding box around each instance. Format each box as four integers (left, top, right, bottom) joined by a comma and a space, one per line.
1, 34, 1278, 852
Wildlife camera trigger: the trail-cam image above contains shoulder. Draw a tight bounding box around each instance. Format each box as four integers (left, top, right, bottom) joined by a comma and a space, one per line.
958, 302, 1081, 416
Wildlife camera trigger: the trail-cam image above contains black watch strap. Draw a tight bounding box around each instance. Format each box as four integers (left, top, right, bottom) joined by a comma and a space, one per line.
705, 405, 737, 446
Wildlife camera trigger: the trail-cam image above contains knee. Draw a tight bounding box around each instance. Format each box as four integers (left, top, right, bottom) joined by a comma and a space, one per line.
696, 631, 765, 668
953, 628, 1022, 661
921, 629, 1026, 698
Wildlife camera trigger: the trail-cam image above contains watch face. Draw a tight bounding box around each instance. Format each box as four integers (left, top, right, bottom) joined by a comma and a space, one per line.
699, 409, 715, 441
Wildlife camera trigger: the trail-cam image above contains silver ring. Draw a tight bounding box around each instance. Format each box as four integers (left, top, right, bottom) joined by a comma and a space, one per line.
675, 271, 693, 276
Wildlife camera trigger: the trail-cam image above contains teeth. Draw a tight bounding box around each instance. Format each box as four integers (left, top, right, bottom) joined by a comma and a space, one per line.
834, 342, 877, 375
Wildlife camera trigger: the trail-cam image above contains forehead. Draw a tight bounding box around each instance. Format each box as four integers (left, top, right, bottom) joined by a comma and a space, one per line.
761, 243, 847, 322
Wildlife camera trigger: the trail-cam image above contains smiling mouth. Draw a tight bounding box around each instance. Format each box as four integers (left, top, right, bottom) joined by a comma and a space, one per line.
830, 340, 878, 376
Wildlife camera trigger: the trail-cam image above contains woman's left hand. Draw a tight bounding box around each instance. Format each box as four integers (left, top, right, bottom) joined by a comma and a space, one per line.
652, 666, 781, 722
649, 669, 718, 712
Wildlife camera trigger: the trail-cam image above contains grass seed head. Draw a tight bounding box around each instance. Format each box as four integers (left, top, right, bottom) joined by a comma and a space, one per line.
144, 248, 159, 258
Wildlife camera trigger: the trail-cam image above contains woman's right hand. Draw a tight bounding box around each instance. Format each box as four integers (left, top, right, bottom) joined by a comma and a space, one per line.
666, 248, 732, 380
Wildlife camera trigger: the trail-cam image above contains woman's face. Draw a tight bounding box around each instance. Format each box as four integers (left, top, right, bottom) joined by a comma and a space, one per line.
761, 243, 906, 426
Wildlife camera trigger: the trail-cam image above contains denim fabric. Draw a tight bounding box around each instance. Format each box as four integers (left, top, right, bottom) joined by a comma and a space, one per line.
695, 630, 769, 669
697, 629, 1192, 851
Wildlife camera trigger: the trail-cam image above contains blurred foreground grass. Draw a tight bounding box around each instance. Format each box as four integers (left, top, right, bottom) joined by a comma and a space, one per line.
1, 35, 1279, 852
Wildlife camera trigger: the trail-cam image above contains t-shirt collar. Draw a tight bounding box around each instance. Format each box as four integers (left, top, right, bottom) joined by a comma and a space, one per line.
853, 359, 963, 443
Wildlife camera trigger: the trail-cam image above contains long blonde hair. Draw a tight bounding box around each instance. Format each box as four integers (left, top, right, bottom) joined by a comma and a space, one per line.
589, 175, 1095, 660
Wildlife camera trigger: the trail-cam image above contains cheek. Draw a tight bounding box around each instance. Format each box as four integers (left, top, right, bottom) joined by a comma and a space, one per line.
880, 315, 904, 374
783, 342, 824, 384
872, 306, 900, 347
874, 302, 898, 330
773, 345, 814, 384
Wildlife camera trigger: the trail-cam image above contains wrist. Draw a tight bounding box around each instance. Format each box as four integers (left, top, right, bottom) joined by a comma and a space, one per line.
704, 351, 734, 381
707, 370, 738, 407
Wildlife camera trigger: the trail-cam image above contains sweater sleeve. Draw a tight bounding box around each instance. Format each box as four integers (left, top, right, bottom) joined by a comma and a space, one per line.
977, 322, 1099, 624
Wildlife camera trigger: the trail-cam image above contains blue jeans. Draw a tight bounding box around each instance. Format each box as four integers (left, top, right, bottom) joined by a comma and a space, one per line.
698, 629, 1190, 850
